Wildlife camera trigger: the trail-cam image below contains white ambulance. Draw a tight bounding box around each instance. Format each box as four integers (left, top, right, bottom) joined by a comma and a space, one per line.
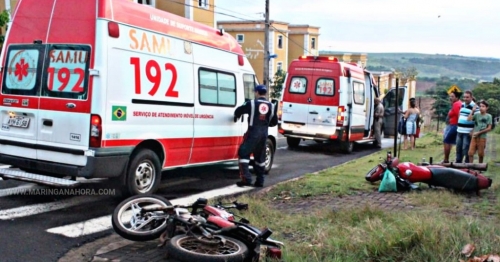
0, 0, 278, 195
277, 56, 380, 153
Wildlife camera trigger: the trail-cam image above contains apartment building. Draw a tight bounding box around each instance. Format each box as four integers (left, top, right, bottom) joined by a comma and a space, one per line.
217, 20, 320, 84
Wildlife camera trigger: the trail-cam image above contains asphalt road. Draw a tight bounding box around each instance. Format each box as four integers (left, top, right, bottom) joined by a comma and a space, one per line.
0, 135, 388, 262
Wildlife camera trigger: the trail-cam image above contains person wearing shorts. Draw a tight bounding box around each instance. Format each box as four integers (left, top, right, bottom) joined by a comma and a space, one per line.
468, 100, 492, 164
442, 91, 462, 163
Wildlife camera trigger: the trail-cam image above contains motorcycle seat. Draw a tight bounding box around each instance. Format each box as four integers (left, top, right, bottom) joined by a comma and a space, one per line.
428, 167, 478, 191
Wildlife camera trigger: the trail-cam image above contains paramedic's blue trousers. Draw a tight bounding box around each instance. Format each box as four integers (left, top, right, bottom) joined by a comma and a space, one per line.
238, 130, 267, 185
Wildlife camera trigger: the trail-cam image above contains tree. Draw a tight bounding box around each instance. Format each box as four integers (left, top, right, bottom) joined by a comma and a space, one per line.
269, 69, 286, 100
472, 78, 500, 118
429, 87, 450, 122
0, 9, 10, 44
394, 66, 419, 85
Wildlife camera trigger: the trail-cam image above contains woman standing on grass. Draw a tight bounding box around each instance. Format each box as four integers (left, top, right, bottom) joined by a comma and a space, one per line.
467, 100, 492, 163
404, 98, 420, 150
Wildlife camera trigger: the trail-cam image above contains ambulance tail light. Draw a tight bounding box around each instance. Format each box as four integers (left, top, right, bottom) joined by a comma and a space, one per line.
238, 55, 244, 66
336, 106, 345, 126
90, 114, 102, 148
108, 21, 120, 38
277, 101, 283, 121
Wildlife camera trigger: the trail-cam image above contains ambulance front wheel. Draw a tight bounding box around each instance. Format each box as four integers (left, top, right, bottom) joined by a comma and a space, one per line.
126, 149, 162, 195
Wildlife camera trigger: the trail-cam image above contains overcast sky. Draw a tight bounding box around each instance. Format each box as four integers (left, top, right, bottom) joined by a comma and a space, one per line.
214, 0, 500, 59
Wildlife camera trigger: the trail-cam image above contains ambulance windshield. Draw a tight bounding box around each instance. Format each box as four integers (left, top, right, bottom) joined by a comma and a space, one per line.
243, 73, 257, 101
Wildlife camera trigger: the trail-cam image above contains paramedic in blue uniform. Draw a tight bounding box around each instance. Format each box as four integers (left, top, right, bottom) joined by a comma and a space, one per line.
234, 84, 277, 187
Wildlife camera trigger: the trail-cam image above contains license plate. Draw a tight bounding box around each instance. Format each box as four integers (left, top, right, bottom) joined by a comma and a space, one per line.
8, 116, 30, 128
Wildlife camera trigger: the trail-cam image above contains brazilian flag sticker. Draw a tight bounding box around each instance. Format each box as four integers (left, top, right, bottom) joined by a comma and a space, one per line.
112, 106, 127, 121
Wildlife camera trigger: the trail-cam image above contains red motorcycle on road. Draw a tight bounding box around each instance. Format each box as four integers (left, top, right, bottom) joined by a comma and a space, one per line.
111, 195, 284, 262
365, 152, 492, 194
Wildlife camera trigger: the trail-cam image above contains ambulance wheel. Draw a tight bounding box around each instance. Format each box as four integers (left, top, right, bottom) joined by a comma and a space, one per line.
340, 141, 354, 154
286, 137, 300, 148
126, 149, 162, 196
264, 138, 275, 174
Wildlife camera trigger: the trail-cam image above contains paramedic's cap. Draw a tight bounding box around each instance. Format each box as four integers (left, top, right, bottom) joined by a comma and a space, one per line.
254, 84, 267, 94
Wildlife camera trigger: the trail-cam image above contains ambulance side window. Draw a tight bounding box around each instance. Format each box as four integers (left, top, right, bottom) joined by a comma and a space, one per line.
41, 45, 90, 100
353, 82, 365, 105
1, 45, 44, 96
199, 68, 236, 107
243, 73, 256, 101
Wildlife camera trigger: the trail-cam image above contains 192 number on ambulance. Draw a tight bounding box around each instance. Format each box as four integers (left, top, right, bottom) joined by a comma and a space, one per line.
130, 57, 178, 98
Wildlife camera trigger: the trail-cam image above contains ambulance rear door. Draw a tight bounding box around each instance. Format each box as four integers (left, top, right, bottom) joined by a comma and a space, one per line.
306, 64, 338, 136
280, 62, 312, 134
383, 86, 409, 136
0, 44, 46, 160
37, 44, 92, 166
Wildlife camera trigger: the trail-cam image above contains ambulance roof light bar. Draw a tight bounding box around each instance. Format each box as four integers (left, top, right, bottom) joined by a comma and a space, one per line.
299, 55, 338, 62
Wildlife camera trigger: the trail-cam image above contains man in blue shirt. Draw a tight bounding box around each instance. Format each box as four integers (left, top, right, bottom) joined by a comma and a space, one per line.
456, 90, 479, 163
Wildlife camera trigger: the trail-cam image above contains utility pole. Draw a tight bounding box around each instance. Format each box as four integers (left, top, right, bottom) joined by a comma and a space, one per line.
263, 0, 270, 97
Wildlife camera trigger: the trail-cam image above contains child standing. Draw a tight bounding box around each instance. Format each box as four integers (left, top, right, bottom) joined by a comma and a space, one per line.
467, 100, 493, 163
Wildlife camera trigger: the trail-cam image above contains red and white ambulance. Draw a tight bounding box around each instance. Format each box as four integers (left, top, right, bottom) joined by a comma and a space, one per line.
277, 56, 380, 153
0, 0, 278, 195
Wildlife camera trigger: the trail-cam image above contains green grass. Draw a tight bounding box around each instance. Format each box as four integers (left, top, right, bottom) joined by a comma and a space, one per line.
266, 132, 444, 199
219, 131, 500, 261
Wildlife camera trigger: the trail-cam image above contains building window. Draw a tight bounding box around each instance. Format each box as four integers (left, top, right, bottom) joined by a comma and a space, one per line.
236, 34, 244, 43
276, 62, 283, 72
199, 68, 236, 107
311, 37, 316, 49
277, 35, 283, 49
198, 0, 209, 9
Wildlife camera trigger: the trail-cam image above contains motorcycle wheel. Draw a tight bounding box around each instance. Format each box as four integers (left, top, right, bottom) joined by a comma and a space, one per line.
166, 234, 249, 262
111, 194, 172, 242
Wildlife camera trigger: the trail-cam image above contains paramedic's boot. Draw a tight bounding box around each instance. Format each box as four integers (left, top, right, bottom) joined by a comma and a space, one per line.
236, 181, 253, 187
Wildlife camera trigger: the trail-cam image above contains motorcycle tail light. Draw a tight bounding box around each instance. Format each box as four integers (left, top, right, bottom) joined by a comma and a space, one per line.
266, 247, 282, 259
